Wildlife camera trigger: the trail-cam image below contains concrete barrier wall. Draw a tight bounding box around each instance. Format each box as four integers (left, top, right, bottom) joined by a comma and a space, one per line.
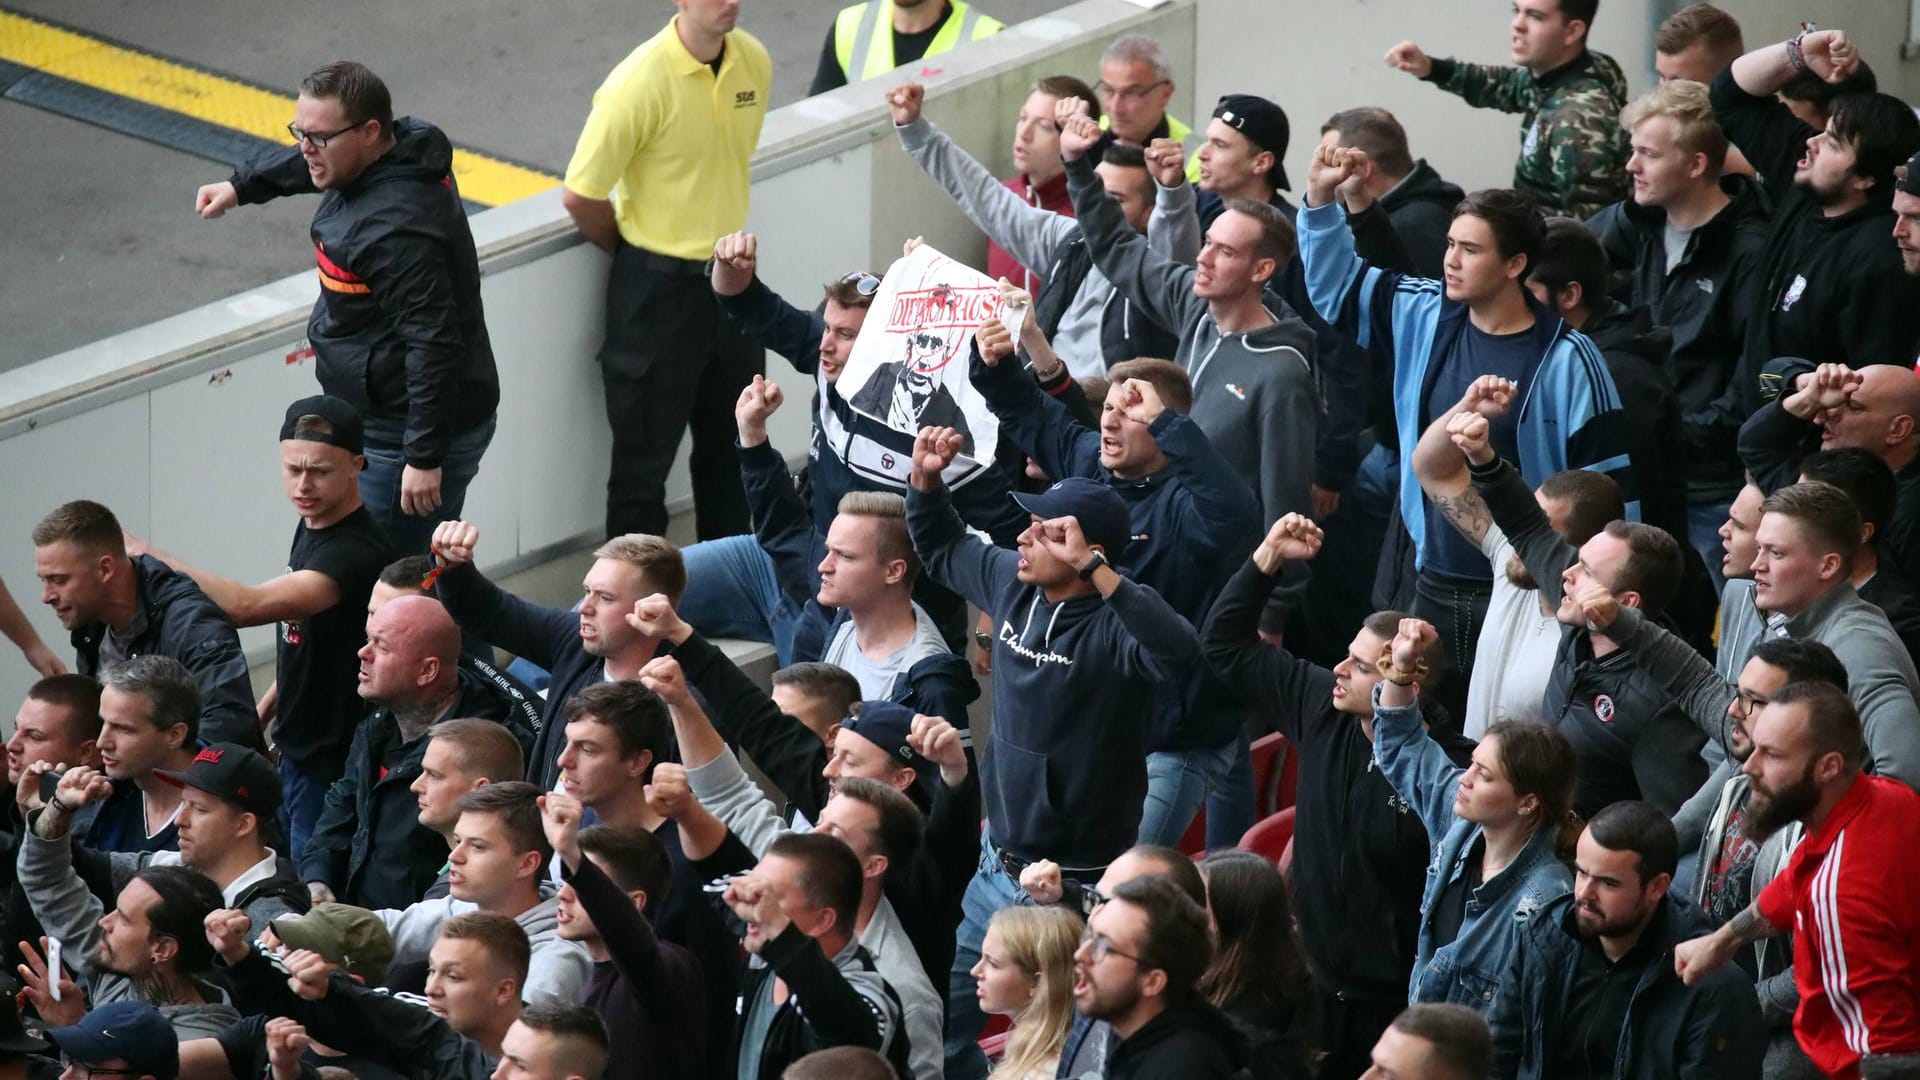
0, 0, 1915, 717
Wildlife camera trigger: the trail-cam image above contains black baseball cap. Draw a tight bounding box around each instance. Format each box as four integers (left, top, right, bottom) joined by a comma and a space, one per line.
1212, 94, 1291, 189
1899, 149, 1920, 196
837, 701, 927, 773
154, 743, 283, 820
1012, 477, 1133, 563
281, 394, 365, 455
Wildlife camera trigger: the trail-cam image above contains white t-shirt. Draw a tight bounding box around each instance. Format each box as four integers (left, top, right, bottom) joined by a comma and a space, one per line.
821, 601, 950, 700
1463, 525, 1563, 739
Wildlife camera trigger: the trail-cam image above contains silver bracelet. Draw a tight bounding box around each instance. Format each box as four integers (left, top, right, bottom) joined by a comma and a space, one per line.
1785, 21, 1818, 74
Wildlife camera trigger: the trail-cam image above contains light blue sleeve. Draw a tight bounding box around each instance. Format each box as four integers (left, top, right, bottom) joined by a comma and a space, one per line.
1370, 687, 1465, 842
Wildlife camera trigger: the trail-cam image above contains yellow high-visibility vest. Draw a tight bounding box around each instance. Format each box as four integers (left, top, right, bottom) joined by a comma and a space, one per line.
833, 0, 1004, 82
1099, 112, 1203, 182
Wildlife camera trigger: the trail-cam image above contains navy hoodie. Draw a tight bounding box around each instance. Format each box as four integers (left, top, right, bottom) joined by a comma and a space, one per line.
907, 482, 1203, 868
970, 344, 1260, 751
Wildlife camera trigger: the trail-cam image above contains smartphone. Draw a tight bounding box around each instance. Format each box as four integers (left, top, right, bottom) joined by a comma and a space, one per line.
38, 769, 63, 804
44, 938, 62, 1002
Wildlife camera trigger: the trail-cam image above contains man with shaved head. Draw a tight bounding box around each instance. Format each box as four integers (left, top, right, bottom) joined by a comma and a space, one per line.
301, 594, 533, 909
1741, 362, 1920, 584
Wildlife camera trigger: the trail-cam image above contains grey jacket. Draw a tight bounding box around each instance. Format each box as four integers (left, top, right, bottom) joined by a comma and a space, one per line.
1718, 582, 1920, 788
18, 829, 242, 1038
376, 888, 592, 1003
1062, 152, 1318, 541
893, 116, 1184, 378
689, 747, 942, 1080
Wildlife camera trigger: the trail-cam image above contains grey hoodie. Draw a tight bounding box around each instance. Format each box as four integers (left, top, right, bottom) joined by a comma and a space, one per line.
18, 830, 242, 1039
376, 886, 592, 1004
893, 116, 1191, 378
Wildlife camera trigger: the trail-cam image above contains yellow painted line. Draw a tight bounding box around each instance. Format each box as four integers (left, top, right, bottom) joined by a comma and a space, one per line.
0, 8, 557, 207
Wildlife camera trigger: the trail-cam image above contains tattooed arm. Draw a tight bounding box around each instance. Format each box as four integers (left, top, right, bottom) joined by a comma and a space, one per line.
1674, 903, 1781, 986
1411, 394, 1494, 548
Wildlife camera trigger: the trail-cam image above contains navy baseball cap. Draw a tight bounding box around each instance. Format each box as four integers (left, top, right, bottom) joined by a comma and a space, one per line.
154, 743, 283, 820
838, 701, 926, 772
1212, 94, 1290, 189
45, 1001, 177, 1078
1899, 150, 1920, 196
1012, 477, 1133, 563
281, 394, 365, 455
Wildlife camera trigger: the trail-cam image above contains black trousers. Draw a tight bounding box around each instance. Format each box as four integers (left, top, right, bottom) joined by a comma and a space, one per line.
1314, 987, 1405, 1080
599, 243, 764, 541
1410, 565, 1495, 725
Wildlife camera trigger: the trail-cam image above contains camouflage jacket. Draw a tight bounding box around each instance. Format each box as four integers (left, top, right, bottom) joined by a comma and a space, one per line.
1427, 49, 1630, 219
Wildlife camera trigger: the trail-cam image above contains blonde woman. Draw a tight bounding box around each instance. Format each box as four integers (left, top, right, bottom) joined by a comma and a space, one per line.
971, 905, 1082, 1080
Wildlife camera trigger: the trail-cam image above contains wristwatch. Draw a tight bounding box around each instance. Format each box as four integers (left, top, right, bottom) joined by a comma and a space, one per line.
1077, 551, 1108, 581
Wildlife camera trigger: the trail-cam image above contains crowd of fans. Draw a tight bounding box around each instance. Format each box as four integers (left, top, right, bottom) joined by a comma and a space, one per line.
7, 0, 1920, 1078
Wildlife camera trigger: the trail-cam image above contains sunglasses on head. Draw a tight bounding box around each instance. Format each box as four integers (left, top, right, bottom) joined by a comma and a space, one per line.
840, 271, 881, 297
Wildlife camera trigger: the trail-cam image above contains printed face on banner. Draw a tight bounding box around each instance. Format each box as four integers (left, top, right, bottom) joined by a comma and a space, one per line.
837, 244, 1009, 483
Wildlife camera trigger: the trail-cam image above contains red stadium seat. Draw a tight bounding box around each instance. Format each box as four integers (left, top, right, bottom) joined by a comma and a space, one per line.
1250, 731, 1297, 816
1279, 835, 1295, 879
1238, 806, 1296, 863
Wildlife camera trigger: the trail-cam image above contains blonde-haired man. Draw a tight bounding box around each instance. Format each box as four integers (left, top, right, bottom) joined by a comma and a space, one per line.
1587, 78, 1769, 592
429, 519, 684, 790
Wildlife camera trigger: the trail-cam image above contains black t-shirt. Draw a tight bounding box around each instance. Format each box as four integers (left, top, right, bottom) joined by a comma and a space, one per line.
1426, 834, 1484, 950
1422, 322, 1536, 579
808, 2, 951, 95
275, 506, 394, 777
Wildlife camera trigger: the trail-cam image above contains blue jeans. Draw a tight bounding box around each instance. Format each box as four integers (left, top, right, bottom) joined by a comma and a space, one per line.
1137, 735, 1254, 851
1687, 500, 1732, 598
277, 757, 334, 863
944, 834, 1035, 1080
359, 415, 497, 557
678, 534, 805, 666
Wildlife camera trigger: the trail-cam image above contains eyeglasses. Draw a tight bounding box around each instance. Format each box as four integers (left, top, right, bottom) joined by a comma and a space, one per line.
287, 119, 367, 149
60, 1058, 143, 1079
840, 271, 881, 297
1094, 80, 1168, 103
1079, 927, 1141, 965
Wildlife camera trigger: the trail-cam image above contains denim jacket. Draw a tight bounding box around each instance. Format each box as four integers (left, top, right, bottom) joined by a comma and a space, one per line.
1372, 686, 1571, 1011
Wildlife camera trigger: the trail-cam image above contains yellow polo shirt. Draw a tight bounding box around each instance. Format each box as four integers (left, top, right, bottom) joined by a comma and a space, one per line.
563, 16, 771, 259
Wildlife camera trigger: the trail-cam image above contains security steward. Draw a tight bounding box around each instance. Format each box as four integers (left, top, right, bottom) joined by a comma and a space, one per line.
562, 0, 771, 542
809, 0, 1003, 95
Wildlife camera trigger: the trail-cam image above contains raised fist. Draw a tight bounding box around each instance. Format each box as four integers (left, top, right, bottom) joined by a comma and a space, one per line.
976, 317, 1016, 367
195, 181, 240, 219
1257, 513, 1324, 572
1385, 41, 1433, 78
710, 231, 758, 297
886, 83, 926, 127
909, 427, 966, 491
1144, 138, 1187, 188
1446, 410, 1494, 466
430, 520, 479, 567
638, 654, 693, 709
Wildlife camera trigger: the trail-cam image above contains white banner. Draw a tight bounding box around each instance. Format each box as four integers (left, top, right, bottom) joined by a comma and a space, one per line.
837, 244, 1018, 482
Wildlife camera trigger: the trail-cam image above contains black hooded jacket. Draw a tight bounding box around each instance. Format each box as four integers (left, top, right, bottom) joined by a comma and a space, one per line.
1709, 71, 1920, 414
1581, 301, 1718, 653
231, 117, 499, 467
1203, 558, 1475, 1004
1104, 1002, 1251, 1079
71, 555, 258, 747
1579, 301, 1687, 544
1379, 159, 1466, 280
1587, 173, 1772, 502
